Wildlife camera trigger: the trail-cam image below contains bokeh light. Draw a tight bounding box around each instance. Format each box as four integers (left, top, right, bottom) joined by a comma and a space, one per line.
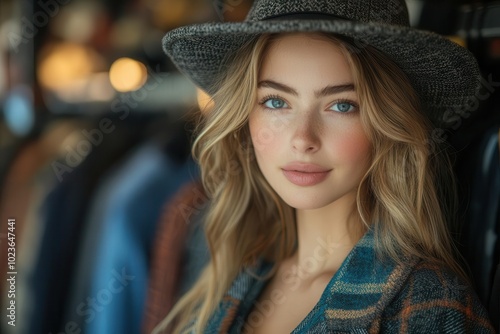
38, 42, 100, 91
109, 57, 148, 92
3, 85, 34, 136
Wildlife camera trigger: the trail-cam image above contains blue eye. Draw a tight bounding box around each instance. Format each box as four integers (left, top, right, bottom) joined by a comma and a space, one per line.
331, 102, 356, 113
263, 98, 288, 109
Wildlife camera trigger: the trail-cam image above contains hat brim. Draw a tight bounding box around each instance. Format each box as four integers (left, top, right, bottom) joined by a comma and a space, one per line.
162, 19, 481, 129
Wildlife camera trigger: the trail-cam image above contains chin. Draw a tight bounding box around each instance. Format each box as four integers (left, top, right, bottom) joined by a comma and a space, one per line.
279, 193, 335, 211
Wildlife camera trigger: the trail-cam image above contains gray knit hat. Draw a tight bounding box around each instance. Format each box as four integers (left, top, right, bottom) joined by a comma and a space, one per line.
162, 0, 481, 129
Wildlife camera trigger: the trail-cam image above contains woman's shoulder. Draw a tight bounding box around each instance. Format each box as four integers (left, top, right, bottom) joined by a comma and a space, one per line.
381, 260, 495, 333
402, 261, 477, 301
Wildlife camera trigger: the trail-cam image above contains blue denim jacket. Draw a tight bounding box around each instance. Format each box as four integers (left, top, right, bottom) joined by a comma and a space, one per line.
204, 229, 494, 333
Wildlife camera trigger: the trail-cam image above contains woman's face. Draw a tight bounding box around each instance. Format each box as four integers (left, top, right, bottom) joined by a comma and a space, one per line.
249, 33, 372, 210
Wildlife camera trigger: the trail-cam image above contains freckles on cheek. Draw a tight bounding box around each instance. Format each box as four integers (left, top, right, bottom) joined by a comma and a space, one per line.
250, 118, 279, 152
252, 133, 277, 160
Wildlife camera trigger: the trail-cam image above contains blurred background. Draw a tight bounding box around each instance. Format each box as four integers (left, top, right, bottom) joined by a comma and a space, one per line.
0, 0, 499, 333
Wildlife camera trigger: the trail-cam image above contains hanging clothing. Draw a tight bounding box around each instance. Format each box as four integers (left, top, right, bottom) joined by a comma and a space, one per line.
0, 120, 100, 334
61, 139, 197, 334
458, 127, 500, 305
0, 120, 85, 300
27, 121, 145, 334
142, 180, 209, 334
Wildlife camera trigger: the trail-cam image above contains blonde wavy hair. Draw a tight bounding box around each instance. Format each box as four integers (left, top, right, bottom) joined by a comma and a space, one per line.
154, 32, 464, 333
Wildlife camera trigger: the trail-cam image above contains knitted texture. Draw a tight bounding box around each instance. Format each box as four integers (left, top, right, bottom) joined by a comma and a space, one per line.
247, 0, 409, 26
162, 0, 482, 129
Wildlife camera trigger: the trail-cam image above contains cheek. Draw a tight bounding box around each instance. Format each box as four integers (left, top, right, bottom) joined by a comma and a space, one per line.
330, 125, 371, 166
249, 113, 282, 155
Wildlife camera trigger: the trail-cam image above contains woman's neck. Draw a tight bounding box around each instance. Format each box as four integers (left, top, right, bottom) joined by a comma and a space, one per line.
292, 191, 365, 280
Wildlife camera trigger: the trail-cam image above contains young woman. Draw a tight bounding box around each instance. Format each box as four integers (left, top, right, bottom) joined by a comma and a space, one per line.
154, 0, 495, 332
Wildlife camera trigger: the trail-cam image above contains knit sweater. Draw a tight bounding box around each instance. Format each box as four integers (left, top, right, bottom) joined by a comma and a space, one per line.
205, 229, 495, 333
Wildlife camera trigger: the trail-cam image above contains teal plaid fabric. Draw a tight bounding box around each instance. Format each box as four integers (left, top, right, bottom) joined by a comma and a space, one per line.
204, 229, 495, 333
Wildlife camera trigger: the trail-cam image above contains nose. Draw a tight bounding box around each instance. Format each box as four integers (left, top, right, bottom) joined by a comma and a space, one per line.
291, 112, 321, 153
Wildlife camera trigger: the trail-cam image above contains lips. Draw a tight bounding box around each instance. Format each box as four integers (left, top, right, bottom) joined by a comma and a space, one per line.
281, 162, 331, 186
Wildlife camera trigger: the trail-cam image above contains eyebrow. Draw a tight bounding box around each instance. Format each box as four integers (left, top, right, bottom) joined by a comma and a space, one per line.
257, 80, 355, 98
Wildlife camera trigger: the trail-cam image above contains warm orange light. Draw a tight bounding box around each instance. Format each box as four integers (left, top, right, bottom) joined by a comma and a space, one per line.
149, 0, 206, 30
38, 43, 96, 91
109, 57, 147, 92
446, 35, 467, 48
197, 88, 214, 114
